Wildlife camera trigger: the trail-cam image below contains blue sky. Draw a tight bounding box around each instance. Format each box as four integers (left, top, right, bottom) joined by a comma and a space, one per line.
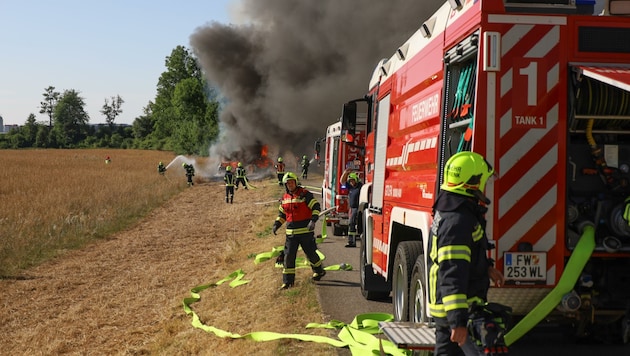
0, 0, 236, 126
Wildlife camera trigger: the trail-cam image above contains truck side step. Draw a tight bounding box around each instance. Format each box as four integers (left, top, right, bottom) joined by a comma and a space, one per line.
378, 321, 436, 350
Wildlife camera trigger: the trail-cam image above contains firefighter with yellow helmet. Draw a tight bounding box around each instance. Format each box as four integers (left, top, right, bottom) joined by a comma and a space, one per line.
428, 151, 506, 355
272, 172, 326, 289
345, 171, 362, 247
235, 162, 248, 190
300, 155, 310, 179
224, 165, 236, 203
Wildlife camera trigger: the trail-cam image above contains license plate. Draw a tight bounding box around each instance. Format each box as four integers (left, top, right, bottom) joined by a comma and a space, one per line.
504, 252, 546, 284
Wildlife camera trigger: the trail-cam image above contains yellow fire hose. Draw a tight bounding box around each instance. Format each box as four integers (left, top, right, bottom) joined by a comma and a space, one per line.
183, 268, 411, 355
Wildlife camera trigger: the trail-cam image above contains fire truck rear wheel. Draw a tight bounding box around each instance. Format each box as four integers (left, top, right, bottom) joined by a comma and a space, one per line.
393, 241, 423, 322
409, 255, 428, 323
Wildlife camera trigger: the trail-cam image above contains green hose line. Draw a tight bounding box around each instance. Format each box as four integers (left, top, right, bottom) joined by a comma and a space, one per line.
504, 224, 595, 346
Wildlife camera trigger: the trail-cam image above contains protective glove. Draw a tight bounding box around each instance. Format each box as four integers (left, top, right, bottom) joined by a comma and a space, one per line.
272, 221, 281, 235
307, 220, 316, 231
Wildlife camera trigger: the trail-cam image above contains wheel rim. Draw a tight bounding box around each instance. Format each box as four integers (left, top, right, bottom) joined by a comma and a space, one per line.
411, 279, 426, 322
394, 265, 405, 320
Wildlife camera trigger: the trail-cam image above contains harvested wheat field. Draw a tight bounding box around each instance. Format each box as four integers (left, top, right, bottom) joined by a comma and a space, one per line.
0, 150, 335, 355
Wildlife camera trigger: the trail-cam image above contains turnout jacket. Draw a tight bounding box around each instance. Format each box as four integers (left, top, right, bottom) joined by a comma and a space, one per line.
224, 171, 235, 186
428, 191, 492, 329
275, 186, 320, 235
236, 166, 246, 178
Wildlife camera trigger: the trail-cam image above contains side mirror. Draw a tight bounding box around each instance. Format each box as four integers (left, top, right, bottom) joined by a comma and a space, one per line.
341, 102, 357, 143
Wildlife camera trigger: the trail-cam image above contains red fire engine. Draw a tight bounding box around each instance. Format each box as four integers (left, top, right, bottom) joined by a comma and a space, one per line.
319, 120, 365, 235
339, 0, 630, 348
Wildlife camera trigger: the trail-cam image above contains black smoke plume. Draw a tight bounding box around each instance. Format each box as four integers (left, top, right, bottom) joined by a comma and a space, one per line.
190, 0, 444, 162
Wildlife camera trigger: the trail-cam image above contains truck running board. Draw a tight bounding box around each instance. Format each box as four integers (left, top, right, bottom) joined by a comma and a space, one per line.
378, 322, 436, 350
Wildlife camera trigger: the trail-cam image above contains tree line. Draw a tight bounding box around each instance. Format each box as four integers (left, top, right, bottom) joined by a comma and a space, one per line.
0, 46, 220, 155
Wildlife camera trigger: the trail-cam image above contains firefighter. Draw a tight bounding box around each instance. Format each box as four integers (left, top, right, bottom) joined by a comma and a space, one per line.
345, 172, 362, 248
105, 156, 111, 164
235, 162, 248, 190
158, 161, 166, 175
272, 172, 326, 289
224, 165, 235, 203
274, 157, 285, 185
300, 155, 310, 179
183, 163, 195, 187
428, 151, 505, 356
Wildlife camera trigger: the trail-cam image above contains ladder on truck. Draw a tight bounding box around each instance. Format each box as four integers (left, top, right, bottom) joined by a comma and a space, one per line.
378, 322, 436, 351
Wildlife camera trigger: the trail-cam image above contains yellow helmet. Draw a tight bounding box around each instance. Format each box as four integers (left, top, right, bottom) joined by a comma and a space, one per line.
348, 172, 360, 183
182, 163, 187, 167
238, 162, 243, 167
282, 171, 299, 185
441, 151, 494, 202
226, 165, 232, 171
278, 157, 283, 163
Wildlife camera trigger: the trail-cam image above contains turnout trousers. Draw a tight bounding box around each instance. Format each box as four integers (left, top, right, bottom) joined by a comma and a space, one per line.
282, 232, 324, 284
434, 318, 484, 356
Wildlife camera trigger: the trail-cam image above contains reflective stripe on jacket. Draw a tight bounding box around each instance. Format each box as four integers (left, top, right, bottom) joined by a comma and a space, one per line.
427, 191, 491, 329
224, 172, 235, 186
276, 186, 320, 234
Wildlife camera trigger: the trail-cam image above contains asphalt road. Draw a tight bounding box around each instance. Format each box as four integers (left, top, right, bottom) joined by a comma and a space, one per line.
315, 225, 392, 324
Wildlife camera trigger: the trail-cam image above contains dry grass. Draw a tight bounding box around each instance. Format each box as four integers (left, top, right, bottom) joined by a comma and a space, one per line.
0, 149, 181, 276
0, 149, 337, 355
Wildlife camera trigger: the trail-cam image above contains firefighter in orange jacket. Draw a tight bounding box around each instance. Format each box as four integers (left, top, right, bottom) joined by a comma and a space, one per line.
272, 172, 325, 289
428, 151, 505, 355
274, 157, 285, 185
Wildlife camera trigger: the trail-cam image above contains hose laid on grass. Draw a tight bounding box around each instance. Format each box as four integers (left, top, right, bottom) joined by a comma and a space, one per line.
183, 269, 411, 355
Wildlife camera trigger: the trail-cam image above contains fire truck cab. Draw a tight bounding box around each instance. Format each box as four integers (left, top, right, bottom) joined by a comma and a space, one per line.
320, 119, 365, 235
340, 0, 630, 349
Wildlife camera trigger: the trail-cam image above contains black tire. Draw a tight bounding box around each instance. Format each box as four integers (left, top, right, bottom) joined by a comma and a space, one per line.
392, 241, 423, 322
409, 254, 429, 323
359, 234, 390, 300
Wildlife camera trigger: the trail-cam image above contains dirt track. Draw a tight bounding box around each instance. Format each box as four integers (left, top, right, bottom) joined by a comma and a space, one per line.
0, 178, 280, 355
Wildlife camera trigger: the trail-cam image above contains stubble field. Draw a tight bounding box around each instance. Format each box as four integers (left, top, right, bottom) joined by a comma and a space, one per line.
0, 149, 335, 355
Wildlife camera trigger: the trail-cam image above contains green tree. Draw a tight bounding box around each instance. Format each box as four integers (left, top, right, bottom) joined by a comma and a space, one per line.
146, 45, 219, 154
51, 90, 90, 148
100, 95, 124, 127
39, 86, 60, 128
22, 113, 39, 146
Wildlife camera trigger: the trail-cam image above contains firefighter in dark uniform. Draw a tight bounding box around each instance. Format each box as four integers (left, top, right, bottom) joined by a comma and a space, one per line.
345, 172, 362, 247
275, 157, 285, 185
272, 172, 326, 289
300, 155, 310, 179
235, 162, 248, 190
183, 163, 195, 187
224, 165, 235, 203
158, 161, 166, 175
428, 151, 505, 356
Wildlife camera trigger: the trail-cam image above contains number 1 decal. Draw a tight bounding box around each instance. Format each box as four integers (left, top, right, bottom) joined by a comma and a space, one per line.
519, 61, 538, 106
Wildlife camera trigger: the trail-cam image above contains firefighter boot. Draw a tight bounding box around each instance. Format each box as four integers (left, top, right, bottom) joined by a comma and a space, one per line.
312, 269, 326, 281
230, 195, 233, 204
226, 196, 229, 203
345, 235, 356, 248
